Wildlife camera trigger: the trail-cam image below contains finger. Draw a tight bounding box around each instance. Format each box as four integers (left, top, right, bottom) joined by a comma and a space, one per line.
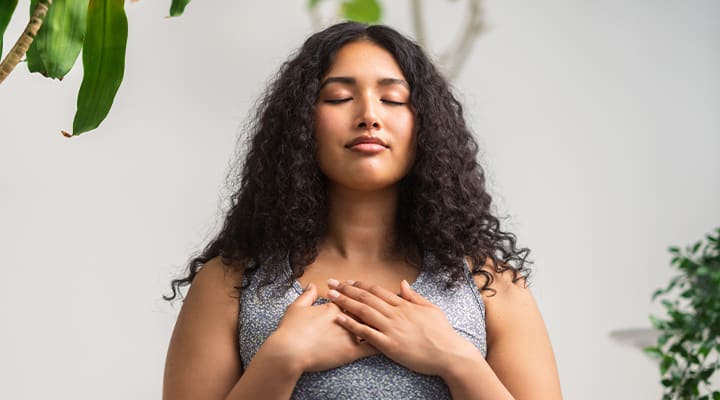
329, 280, 396, 318
327, 300, 363, 323
290, 283, 317, 307
328, 287, 390, 330
335, 313, 387, 349
346, 280, 404, 307
399, 279, 431, 305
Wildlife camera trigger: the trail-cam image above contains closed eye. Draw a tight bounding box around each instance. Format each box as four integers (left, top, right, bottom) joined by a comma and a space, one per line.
324, 98, 352, 104
381, 99, 407, 106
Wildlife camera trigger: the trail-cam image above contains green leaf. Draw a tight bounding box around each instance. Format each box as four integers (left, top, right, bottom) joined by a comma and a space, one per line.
666, 275, 682, 292
26, 0, 87, 79
658, 332, 671, 346
712, 390, 720, 400
699, 368, 715, 382
698, 343, 712, 357
169, 0, 190, 17
652, 288, 664, 301
669, 246, 681, 254
660, 355, 675, 375
650, 314, 666, 330
692, 241, 702, 254
26, 0, 42, 73
341, 0, 382, 24
0, 0, 18, 57
308, 0, 322, 9
644, 346, 663, 358
71, 0, 127, 135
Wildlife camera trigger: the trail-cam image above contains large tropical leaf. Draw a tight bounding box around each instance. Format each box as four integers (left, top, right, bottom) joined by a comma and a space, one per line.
0, 0, 19, 57
26, 0, 87, 79
71, 0, 127, 135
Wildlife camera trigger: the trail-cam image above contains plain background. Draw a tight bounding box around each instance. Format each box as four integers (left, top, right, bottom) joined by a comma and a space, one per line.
1, 0, 718, 398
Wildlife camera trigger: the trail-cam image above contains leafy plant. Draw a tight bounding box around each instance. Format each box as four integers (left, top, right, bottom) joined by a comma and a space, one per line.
645, 227, 720, 399
0, 0, 190, 136
2, 0, 487, 137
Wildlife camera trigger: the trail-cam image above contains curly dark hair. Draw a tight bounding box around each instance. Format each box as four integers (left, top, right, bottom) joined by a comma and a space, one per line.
163, 21, 532, 302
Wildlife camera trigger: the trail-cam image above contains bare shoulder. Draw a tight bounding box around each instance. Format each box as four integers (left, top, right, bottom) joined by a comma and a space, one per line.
464, 256, 562, 399
180, 256, 245, 327
162, 257, 246, 400
192, 256, 245, 304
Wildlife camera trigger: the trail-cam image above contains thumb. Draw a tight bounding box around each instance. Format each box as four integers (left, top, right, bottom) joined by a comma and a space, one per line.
293, 283, 318, 307
400, 280, 429, 305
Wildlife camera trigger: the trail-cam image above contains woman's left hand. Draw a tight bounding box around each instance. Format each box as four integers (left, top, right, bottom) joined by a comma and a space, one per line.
326, 278, 478, 377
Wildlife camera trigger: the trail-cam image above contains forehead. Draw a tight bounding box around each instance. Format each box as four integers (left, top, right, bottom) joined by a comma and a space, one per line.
322, 40, 407, 83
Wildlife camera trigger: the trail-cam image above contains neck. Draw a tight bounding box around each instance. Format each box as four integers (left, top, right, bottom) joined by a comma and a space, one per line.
320, 183, 404, 264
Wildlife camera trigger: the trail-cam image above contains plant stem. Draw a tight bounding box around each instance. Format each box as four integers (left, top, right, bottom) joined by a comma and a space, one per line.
0, 0, 52, 85
410, 0, 426, 48
439, 0, 486, 80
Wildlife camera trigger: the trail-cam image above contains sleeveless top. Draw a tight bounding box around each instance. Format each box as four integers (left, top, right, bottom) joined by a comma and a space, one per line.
238, 251, 487, 400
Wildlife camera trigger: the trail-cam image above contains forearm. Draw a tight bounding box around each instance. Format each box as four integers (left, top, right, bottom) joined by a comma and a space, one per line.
441, 350, 515, 400
224, 336, 303, 400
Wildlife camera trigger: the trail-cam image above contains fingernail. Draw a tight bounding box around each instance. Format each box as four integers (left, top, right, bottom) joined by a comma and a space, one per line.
327, 278, 339, 288
328, 289, 340, 299
346, 279, 356, 285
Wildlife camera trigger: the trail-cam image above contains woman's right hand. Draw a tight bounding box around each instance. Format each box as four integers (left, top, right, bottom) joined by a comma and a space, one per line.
267, 283, 380, 373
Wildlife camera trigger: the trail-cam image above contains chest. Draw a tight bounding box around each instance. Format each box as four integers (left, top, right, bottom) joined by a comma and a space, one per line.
294, 257, 422, 299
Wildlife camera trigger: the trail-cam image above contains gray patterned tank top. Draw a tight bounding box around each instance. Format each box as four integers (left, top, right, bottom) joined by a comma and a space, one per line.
238, 251, 487, 400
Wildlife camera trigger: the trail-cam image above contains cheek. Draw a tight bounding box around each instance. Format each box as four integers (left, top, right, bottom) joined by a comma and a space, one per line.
313, 111, 341, 169
313, 109, 343, 145
392, 113, 416, 150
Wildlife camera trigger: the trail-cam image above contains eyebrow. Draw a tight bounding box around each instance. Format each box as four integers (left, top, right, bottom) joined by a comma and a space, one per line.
319, 76, 410, 90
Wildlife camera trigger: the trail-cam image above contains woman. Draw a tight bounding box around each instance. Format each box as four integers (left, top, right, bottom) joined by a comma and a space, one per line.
163, 22, 562, 400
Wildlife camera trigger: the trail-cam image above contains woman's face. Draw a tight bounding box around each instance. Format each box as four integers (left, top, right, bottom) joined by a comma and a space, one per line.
314, 40, 416, 192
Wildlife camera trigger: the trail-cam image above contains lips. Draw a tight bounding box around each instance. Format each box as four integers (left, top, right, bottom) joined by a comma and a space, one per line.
346, 135, 388, 148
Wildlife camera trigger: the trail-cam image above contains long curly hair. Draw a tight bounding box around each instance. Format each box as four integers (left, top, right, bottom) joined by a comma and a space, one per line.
164, 21, 532, 302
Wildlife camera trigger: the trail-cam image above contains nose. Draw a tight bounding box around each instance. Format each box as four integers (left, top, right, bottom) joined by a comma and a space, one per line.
355, 97, 381, 130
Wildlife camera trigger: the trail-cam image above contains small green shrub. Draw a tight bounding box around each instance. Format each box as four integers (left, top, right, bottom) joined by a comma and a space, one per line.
645, 227, 720, 400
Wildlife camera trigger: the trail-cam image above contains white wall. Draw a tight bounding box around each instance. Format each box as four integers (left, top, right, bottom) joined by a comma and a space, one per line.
1, 1, 718, 398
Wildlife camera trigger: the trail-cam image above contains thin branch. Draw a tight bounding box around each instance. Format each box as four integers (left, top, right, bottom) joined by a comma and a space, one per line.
0, 0, 53, 85
439, 0, 486, 80
410, 0, 426, 48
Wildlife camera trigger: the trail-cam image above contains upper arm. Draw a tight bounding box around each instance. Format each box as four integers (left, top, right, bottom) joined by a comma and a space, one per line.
468, 258, 563, 400
163, 257, 244, 400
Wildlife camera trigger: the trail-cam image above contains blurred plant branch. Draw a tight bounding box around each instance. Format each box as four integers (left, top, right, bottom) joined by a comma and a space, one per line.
308, 0, 487, 80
